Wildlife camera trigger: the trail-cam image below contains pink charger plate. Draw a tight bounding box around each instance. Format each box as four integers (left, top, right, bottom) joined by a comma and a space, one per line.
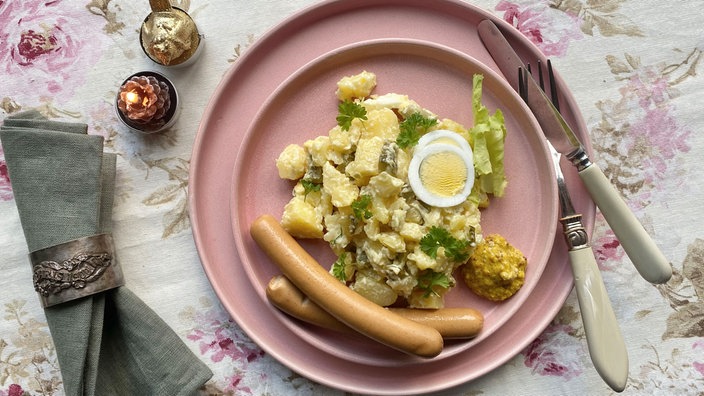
189, 0, 595, 394
231, 37, 556, 367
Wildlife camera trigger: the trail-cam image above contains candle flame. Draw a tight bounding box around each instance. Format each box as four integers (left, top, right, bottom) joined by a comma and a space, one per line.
125, 91, 140, 104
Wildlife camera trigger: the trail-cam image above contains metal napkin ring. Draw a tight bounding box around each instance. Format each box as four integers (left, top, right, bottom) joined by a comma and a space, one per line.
29, 234, 125, 308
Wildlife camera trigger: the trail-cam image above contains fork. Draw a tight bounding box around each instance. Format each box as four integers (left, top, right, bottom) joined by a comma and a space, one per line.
519, 63, 629, 392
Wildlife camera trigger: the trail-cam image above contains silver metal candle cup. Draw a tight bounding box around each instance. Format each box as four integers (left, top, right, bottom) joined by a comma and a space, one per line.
115, 71, 179, 134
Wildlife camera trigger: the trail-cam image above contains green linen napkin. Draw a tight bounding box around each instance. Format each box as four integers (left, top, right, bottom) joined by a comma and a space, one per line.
1, 111, 212, 396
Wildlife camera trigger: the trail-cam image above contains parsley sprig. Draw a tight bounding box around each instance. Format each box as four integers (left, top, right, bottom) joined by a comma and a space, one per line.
396, 113, 438, 148
351, 194, 373, 220
301, 179, 321, 201
337, 100, 367, 131
419, 226, 473, 262
417, 270, 451, 298
331, 253, 348, 282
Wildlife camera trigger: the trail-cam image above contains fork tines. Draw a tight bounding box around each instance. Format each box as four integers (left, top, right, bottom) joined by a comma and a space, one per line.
518, 59, 560, 111
518, 67, 529, 103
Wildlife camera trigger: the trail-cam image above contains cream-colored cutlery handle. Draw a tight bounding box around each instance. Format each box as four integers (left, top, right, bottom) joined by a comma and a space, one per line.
579, 163, 672, 284
569, 247, 628, 392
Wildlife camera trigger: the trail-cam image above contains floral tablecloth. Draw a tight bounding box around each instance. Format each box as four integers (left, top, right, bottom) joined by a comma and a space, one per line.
1, 1, 702, 395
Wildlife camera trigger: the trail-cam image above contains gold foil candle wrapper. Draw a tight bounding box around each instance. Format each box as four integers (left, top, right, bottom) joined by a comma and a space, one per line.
140, 6, 203, 67
115, 71, 179, 134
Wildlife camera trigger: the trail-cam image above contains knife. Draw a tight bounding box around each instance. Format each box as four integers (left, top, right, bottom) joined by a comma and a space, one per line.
478, 19, 672, 284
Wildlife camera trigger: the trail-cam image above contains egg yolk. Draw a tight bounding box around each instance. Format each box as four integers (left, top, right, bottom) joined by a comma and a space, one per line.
419, 151, 468, 197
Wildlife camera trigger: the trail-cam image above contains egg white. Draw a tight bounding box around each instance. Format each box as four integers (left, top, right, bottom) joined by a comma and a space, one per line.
415, 129, 473, 155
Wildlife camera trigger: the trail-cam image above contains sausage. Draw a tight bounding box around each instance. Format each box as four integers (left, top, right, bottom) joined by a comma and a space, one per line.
266, 275, 352, 333
266, 275, 484, 339
250, 214, 444, 358
388, 308, 483, 339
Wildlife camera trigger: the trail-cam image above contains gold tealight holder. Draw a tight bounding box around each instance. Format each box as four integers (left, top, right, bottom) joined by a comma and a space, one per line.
140, 0, 203, 67
115, 71, 179, 134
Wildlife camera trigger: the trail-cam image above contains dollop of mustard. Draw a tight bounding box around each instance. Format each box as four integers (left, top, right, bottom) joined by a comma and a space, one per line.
462, 234, 527, 301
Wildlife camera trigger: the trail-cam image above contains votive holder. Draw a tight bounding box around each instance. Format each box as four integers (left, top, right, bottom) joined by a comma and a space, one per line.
115, 71, 179, 134
140, 1, 204, 67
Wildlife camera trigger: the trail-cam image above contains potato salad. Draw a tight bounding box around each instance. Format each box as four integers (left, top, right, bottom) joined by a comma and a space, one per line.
275, 71, 508, 309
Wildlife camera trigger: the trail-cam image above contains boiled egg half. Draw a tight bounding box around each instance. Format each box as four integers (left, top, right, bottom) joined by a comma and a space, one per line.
408, 129, 474, 208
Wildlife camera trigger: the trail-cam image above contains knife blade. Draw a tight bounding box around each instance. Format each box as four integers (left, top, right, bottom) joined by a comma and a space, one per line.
478, 19, 672, 284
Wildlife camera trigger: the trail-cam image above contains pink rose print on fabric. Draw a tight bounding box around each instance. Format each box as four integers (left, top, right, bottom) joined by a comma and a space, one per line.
694, 340, 704, 377
0, 1, 109, 105
0, 146, 12, 201
496, 0, 583, 57
592, 227, 626, 271
186, 305, 264, 394
0, 384, 26, 396
593, 56, 693, 207
523, 323, 584, 379
622, 68, 691, 187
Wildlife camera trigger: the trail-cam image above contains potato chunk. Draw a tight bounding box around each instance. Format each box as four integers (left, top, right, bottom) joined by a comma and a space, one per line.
335, 70, 377, 101
275, 144, 307, 180
350, 269, 397, 307
360, 108, 400, 141
281, 196, 323, 238
345, 136, 385, 184
303, 136, 331, 167
322, 162, 359, 207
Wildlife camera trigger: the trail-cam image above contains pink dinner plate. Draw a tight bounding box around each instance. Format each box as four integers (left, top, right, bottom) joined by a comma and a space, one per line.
231, 38, 556, 367
189, 0, 595, 394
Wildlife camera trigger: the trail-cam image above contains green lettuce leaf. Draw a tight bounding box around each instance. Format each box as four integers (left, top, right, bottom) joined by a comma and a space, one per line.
469, 74, 508, 198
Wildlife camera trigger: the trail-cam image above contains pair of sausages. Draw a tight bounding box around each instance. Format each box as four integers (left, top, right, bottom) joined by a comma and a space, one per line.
266, 274, 484, 339
250, 214, 483, 358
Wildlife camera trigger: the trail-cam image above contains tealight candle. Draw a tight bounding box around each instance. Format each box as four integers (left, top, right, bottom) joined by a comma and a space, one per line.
115, 71, 179, 133
140, 0, 203, 67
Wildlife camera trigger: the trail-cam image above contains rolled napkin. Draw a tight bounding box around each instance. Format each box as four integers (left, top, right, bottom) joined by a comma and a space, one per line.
0, 111, 212, 395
